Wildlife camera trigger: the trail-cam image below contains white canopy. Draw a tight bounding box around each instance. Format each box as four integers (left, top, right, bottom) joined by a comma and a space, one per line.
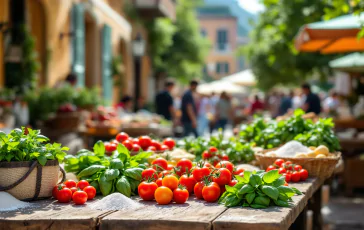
197, 80, 247, 95
222, 69, 256, 86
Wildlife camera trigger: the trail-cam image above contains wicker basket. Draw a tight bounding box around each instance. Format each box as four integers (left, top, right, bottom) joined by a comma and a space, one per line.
255, 148, 341, 179
0, 160, 65, 201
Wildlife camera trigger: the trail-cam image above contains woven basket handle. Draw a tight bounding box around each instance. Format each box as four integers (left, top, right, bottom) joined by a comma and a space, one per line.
0, 161, 38, 191
58, 166, 66, 184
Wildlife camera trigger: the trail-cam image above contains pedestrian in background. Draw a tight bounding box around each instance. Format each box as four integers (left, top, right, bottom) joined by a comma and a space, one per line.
215, 91, 232, 131
278, 91, 294, 116
197, 94, 211, 136
301, 83, 321, 115
181, 80, 199, 137
209, 92, 219, 134
155, 80, 175, 121
251, 95, 264, 115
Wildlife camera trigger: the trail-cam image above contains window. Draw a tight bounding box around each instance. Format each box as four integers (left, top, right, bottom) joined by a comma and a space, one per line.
200, 29, 207, 37
217, 29, 228, 51
216, 62, 229, 74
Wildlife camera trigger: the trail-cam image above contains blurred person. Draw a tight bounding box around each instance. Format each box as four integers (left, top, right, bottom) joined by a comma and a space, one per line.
268, 92, 279, 117
301, 83, 321, 115
251, 95, 264, 115
323, 91, 340, 114
209, 92, 219, 134
181, 80, 199, 137
155, 79, 175, 121
54, 73, 77, 88
137, 97, 148, 111
292, 91, 303, 109
278, 91, 294, 116
116, 95, 133, 113
215, 92, 232, 131
197, 94, 211, 136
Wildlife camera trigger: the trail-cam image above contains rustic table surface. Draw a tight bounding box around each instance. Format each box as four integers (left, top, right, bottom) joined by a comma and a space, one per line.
0, 177, 323, 230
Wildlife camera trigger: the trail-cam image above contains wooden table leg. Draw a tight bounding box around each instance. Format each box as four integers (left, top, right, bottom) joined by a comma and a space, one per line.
309, 186, 323, 230
290, 206, 308, 230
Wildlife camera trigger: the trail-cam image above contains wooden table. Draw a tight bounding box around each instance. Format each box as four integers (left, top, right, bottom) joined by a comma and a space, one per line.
0, 178, 324, 230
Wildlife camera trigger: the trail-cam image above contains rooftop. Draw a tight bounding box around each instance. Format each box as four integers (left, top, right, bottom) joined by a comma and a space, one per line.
197, 5, 236, 18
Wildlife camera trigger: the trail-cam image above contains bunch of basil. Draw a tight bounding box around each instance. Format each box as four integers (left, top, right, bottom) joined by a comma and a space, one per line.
0, 127, 68, 165
64, 141, 151, 197
219, 170, 302, 209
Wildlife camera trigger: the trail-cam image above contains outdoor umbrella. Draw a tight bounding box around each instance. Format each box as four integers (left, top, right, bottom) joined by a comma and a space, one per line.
295, 13, 364, 54
197, 80, 247, 95
329, 52, 364, 72
221, 69, 256, 86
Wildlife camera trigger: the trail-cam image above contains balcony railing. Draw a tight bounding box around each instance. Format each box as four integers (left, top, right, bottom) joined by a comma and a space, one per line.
134, 0, 176, 20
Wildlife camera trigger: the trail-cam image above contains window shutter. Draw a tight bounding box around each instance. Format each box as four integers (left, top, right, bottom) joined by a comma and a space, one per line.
225, 63, 229, 73
71, 4, 85, 87
101, 24, 112, 103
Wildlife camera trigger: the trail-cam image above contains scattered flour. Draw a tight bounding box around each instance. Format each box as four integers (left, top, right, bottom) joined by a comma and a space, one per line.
0, 192, 32, 212
89, 193, 142, 211
274, 141, 310, 157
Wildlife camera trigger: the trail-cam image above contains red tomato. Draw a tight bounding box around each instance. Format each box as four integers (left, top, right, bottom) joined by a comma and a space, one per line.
110, 140, 119, 145
70, 187, 78, 194
131, 138, 139, 145
122, 140, 133, 151
173, 186, 189, 204
278, 167, 287, 174
152, 158, 168, 171
156, 178, 163, 187
283, 173, 291, 183
179, 174, 197, 194
194, 181, 205, 199
147, 146, 156, 152
64, 180, 77, 189
167, 164, 174, 171
291, 171, 301, 182
228, 180, 238, 187
138, 181, 158, 201
284, 182, 289, 186
73, 191, 88, 205
83, 186, 96, 200
285, 161, 293, 170
57, 187, 73, 203
105, 143, 117, 153
52, 184, 65, 199
163, 138, 176, 150
274, 159, 285, 167
299, 169, 309, 181
220, 185, 226, 194
192, 165, 211, 182
158, 170, 171, 178
234, 167, 245, 175
213, 168, 232, 186
202, 183, 221, 202
142, 168, 158, 181
204, 162, 212, 168
221, 154, 229, 161
162, 175, 179, 191
139, 136, 152, 150
202, 151, 212, 159
150, 140, 162, 151
209, 147, 218, 155
77, 180, 90, 190
160, 145, 169, 151
116, 132, 129, 143
294, 165, 303, 171
215, 161, 234, 173
176, 159, 193, 176
132, 144, 141, 152
266, 165, 276, 172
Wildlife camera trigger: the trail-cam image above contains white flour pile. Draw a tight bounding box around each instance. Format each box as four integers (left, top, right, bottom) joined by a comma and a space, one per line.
0, 192, 32, 211
274, 141, 310, 157
89, 193, 142, 211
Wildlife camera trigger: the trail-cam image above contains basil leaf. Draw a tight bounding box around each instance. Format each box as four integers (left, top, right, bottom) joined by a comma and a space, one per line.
99, 173, 113, 196
116, 176, 131, 197
263, 170, 280, 183
117, 143, 130, 162
277, 186, 295, 197
37, 155, 47, 166
90, 181, 100, 194
292, 187, 302, 195
235, 175, 244, 182
246, 192, 255, 204
110, 159, 124, 170
93, 140, 105, 157
224, 194, 242, 207
251, 204, 267, 209
225, 185, 237, 193
243, 171, 251, 183
272, 177, 286, 187
130, 152, 152, 163
128, 178, 140, 193
254, 196, 270, 207
104, 169, 120, 181
261, 185, 279, 200
250, 174, 262, 187
138, 164, 147, 169
278, 194, 289, 201
274, 199, 290, 207
77, 165, 106, 179
124, 168, 143, 181
238, 184, 254, 195
242, 202, 250, 207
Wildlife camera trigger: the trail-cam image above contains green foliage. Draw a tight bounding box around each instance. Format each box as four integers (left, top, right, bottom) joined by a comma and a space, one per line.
239, 109, 341, 152
0, 127, 69, 165
219, 170, 300, 209
243, 0, 335, 90
64, 142, 152, 196
111, 55, 125, 87
0, 88, 16, 101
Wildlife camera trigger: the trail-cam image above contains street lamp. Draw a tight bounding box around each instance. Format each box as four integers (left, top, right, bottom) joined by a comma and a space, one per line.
132, 33, 146, 112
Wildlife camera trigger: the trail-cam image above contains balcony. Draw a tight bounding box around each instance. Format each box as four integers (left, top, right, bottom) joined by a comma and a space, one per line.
134, 0, 176, 20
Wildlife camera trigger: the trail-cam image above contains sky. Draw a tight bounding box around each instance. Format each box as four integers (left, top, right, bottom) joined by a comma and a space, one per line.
238, 0, 264, 14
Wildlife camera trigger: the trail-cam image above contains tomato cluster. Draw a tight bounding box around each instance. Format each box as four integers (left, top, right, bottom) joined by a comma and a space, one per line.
52, 180, 96, 205
266, 159, 309, 183
202, 147, 229, 166
138, 157, 244, 205
104, 132, 176, 155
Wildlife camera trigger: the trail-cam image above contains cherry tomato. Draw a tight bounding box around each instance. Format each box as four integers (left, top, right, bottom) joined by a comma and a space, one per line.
284, 182, 289, 186
77, 180, 90, 190
105, 143, 117, 153
278, 167, 287, 174
194, 181, 205, 199
294, 165, 303, 171
179, 174, 197, 194
160, 145, 169, 151
150, 140, 162, 151
266, 165, 276, 172
228, 179, 238, 187
167, 164, 174, 171
209, 147, 218, 155
73, 191, 88, 205
285, 161, 293, 170
132, 138, 140, 145
215, 161, 234, 173
147, 146, 156, 152
162, 175, 179, 191
213, 168, 232, 186
132, 144, 141, 152
202, 151, 212, 159
52, 184, 65, 199
142, 168, 158, 181
163, 138, 176, 150
122, 140, 133, 151
192, 165, 211, 182
70, 187, 78, 194
158, 170, 171, 178
139, 136, 152, 150
57, 187, 72, 203
299, 169, 309, 181
156, 178, 163, 187
202, 183, 221, 202
83, 186, 96, 200
116, 132, 129, 143
220, 185, 226, 194
234, 167, 245, 175
221, 154, 229, 161
274, 159, 285, 167
291, 171, 301, 182
155, 186, 173, 205
152, 158, 168, 171
283, 173, 291, 183
173, 186, 189, 204
176, 159, 193, 176
138, 181, 158, 201
204, 162, 212, 168
110, 140, 119, 145
64, 180, 77, 189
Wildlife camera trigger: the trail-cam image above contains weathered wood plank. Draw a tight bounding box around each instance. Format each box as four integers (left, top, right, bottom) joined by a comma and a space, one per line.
100, 197, 227, 230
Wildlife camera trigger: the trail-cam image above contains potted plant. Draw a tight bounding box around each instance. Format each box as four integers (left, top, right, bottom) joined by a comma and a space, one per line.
0, 127, 69, 200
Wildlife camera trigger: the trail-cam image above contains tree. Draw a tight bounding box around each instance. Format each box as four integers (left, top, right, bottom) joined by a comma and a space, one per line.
243, 0, 336, 90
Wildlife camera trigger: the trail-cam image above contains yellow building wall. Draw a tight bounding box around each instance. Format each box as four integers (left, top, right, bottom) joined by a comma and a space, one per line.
0, 0, 10, 88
